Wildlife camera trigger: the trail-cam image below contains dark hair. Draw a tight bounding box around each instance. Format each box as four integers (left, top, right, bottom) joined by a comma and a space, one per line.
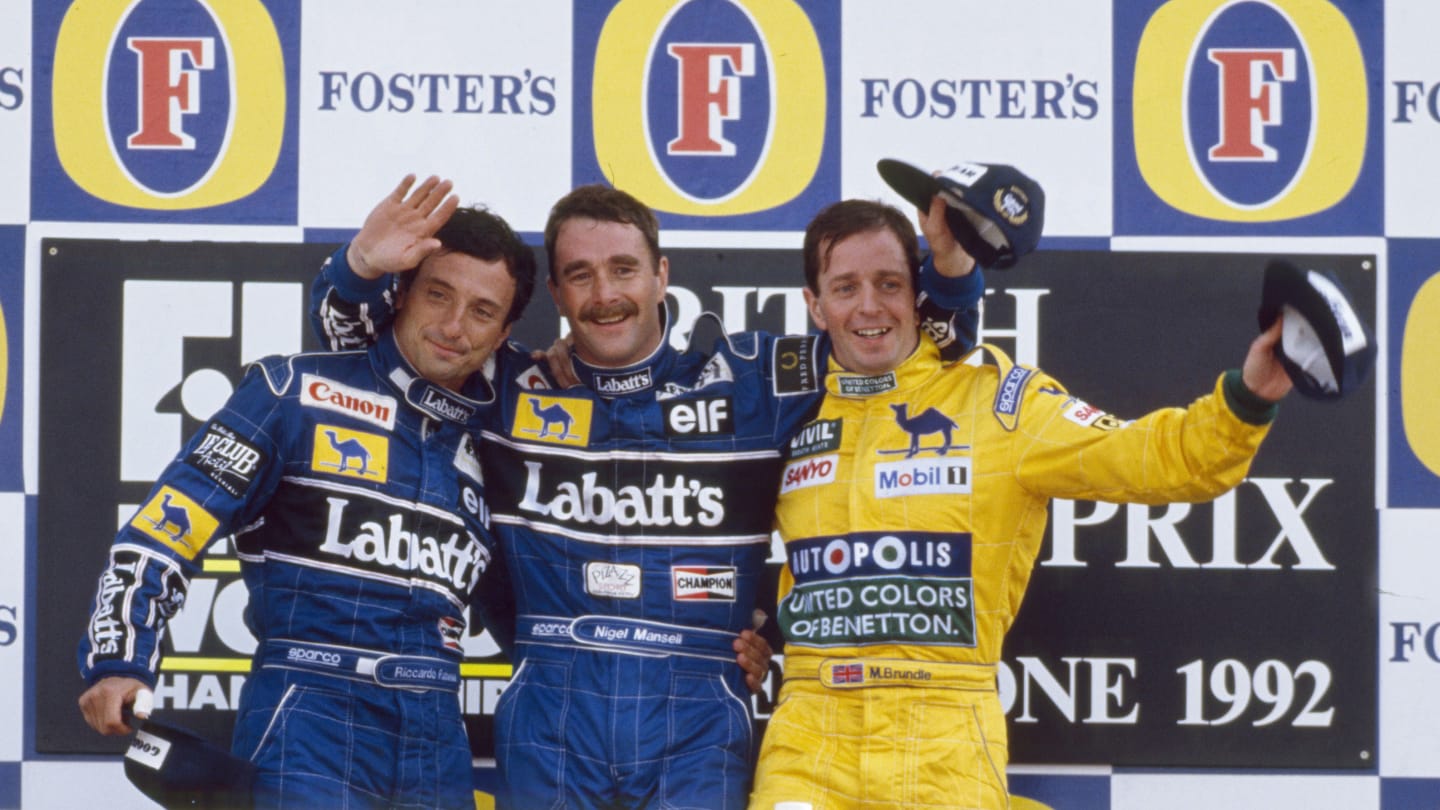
407, 206, 536, 325
543, 184, 662, 276
802, 200, 921, 292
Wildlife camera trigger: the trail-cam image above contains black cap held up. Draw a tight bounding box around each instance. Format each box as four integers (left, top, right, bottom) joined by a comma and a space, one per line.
1257, 260, 1375, 400
877, 158, 1044, 269
124, 714, 256, 809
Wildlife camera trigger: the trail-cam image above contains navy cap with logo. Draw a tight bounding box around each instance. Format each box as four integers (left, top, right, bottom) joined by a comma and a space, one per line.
123, 712, 256, 809
876, 158, 1045, 269
1257, 260, 1376, 400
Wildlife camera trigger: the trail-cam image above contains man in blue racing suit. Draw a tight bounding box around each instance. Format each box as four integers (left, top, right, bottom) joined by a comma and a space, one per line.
312, 178, 984, 809
78, 184, 536, 809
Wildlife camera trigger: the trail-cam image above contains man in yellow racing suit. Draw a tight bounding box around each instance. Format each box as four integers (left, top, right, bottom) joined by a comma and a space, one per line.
748, 199, 1292, 810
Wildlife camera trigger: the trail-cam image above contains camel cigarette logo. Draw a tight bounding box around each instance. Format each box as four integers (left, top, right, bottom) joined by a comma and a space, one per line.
130, 485, 219, 560
513, 393, 592, 447
883, 405, 964, 459
300, 374, 397, 430
311, 425, 389, 483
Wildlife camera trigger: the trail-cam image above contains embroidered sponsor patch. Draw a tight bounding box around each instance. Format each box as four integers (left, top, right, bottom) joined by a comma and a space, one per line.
184, 421, 266, 497
417, 385, 476, 423
439, 617, 464, 653
773, 335, 819, 395
130, 485, 220, 560
453, 434, 483, 482
300, 373, 397, 430
1060, 398, 1127, 431
671, 566, 737, 601
594, 368, 653, 396
663, 397, 734, 436
788, 419, 842, 458
311, 425, 390, 483
780, 532, 976, 647
874, 458, 971, 498
512, 393, 592, 447
694, 353, 735, 390
837, 372, 897, 396
995, 366, 1034, 417
780, 454, 838, 494
514, 363, 553, 390
585, 562, 642, 599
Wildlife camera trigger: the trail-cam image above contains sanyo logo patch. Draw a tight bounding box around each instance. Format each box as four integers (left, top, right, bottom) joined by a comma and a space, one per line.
780, 454, 837, 494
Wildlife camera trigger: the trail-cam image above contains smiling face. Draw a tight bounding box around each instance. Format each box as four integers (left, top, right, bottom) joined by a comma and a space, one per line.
392, 249, 515, 391
804, 227, 920, 377
548, 216, 669, 368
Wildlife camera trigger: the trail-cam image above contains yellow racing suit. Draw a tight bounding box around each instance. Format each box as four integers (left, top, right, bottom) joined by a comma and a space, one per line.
749, 335, 1276, 810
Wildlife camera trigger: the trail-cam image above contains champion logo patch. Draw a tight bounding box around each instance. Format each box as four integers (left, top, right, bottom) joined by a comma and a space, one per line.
671, 566, 737, 601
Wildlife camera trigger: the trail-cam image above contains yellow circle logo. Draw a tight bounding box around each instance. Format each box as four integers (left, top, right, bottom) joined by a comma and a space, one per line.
591, 0, 826, 216
51, 0, 286, 209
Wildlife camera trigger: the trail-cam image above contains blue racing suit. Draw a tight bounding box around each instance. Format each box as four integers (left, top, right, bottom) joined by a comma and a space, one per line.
312, 246, 983, 809
79, 330, 497, 809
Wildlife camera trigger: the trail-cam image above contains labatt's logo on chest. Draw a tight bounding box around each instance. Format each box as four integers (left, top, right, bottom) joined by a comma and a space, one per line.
318, 496, 488, 595
517, 461, 725, 529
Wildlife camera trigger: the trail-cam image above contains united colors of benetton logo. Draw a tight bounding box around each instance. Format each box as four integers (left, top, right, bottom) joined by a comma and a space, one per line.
587, 0, 830, 218
1132, 0, 1366, 221
44, 0, 292, 215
